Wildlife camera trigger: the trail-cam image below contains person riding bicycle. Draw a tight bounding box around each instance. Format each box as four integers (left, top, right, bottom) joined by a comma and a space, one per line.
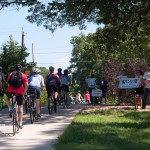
28, 68, 45, 119
45, 66, 61, 112
60, 69, 71, 106
56, 68, 63, 104
6, 64, 28, 129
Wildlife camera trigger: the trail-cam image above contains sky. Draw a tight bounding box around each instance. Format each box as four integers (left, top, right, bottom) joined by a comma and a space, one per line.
0, 6, 98, 71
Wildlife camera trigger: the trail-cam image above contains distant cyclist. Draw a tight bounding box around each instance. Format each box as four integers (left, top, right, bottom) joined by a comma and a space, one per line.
45, 66, 61, 112
28, 68, 45, 119
0, 66, 6, 96
60, 69, 71, 106
6, 64, 28, 129
56, 68, 63, 104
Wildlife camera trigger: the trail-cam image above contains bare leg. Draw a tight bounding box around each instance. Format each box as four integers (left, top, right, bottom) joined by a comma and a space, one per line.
18, 105, 23, 125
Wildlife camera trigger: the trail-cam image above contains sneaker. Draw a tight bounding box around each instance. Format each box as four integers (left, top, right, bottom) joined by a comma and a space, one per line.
19, 125, 24, 129
9, 110, 12, 118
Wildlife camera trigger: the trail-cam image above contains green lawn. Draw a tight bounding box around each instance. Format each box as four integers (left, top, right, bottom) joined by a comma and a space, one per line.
54, 109, 150, 150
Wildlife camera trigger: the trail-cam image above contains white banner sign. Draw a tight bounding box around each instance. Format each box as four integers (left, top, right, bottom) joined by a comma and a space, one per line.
92, 89, 102, 97
118, 78, 141, 89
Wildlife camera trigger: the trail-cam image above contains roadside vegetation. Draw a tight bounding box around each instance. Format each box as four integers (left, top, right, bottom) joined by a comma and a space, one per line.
54, 108, 150, 150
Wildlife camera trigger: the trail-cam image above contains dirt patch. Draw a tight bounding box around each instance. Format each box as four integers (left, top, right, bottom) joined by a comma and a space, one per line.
81, 105, 150, 114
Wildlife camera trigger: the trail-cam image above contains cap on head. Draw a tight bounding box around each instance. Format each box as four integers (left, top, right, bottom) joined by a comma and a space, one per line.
0, 66, 2, 70
14, 64, 22, 71
78, 90, 80, 93
33, 68, 41, 73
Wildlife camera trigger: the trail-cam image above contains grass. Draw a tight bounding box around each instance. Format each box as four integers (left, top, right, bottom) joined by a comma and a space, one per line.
54, 109, 150, 150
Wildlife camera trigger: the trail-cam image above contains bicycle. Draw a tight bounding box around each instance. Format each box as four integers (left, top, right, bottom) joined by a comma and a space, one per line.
48, 86, 57, 114
10, 94, 19, 136
26, 87, 36, 123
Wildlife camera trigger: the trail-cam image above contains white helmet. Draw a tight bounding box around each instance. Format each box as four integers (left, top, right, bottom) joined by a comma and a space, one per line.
33, 68, 41, 73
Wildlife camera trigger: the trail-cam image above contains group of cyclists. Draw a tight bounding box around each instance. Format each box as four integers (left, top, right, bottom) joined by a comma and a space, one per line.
0, 64, 71, 129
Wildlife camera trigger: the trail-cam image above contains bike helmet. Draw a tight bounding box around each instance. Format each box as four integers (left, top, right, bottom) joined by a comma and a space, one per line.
33, 68, 41, 73
14, 64, 22, 71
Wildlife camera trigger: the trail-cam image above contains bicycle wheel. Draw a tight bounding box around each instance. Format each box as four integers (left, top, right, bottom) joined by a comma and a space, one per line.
13, 111, 17, 136
54, 98, 57, 113
24, 99, 28, 113
48, 96, 54, 114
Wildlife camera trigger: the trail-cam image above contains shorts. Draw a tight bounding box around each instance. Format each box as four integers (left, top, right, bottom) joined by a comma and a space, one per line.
7, 92, 23, 106
29, 86, 41, 99
62, 84, 69, 93
46, 84, 58, 98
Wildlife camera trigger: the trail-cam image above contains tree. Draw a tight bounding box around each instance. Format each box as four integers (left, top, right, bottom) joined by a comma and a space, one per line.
0, 36, 29, 74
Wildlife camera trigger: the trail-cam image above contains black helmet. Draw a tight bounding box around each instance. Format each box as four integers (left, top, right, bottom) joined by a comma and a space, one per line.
64, 69, 68, 75
14, 64, 22, 71
58, 68, 62, 73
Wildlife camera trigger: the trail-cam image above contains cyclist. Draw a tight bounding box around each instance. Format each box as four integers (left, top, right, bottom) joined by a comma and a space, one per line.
56, 68, 63, 104
60, 69, 71, 106
6, 64, 28, 129
45, 66, 61, 112
28, 68, 45, 119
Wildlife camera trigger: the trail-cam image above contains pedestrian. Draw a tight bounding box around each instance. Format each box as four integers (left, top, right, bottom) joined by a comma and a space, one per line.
84, 91, 90, 104
0, 66, 6, 97
28, 68, 45, 119
116, 69, 128, 105
6, 64, 28, 129
142, 64, 150, 109
86, 73, 96, 105
99, 77, 108, 104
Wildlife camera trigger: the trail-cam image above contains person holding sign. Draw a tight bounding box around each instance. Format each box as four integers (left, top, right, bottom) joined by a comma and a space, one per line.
142, 64, 150, 109
116, 69, 128, 105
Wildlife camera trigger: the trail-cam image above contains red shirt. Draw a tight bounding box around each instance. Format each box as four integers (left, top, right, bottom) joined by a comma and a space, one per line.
7, 72, 28, 95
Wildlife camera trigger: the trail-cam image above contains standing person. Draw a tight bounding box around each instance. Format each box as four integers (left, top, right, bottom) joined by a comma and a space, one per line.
57, 68, 63, 79
86, 73, 96, 105
84, 91, 90, 104
116, 69, 128, 105
135, 70, 144, 96
45, 66, 61, 112
6, 64, 28, 129
61, 69, 71, 106
28, 68, 45, 119
99, 77, 108, 104
142, 64, 150, 109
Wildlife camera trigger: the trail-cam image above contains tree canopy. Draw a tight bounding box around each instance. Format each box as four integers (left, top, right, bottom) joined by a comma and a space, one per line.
1, 0, 149, 36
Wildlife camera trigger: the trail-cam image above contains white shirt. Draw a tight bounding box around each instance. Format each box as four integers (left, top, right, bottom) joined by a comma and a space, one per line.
143, 71, 150, 89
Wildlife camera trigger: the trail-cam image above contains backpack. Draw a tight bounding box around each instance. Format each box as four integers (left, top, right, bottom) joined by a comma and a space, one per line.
47, 73, 57, 86
8, 71, 23, 88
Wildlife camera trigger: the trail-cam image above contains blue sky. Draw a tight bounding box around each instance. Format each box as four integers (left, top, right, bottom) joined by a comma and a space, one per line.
0, 6, 98, 70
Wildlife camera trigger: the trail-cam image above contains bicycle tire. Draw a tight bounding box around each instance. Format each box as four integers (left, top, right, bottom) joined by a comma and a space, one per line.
13, 111, 16, 136
54, 99, 57, 113
48, 97, 53, 114
24, 99, 28, 113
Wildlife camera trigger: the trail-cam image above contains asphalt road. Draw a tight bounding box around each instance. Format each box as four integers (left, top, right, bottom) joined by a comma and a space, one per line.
0, 104, 83, 150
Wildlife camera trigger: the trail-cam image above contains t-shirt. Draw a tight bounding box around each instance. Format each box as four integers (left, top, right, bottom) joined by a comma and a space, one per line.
86, 78, 96, 88
7, 72, 28, 95
61, 75, 70, 85
143, 71, 150, 89
29, 74, 44, 88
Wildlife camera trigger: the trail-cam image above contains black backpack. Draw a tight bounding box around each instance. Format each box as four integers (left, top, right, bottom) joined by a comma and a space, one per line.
8, 71, 23, 88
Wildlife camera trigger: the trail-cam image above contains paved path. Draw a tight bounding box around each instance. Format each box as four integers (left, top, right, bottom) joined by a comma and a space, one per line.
0, 104, 84, 150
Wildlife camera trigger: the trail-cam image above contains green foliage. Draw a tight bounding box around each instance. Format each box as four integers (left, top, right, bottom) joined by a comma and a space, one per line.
0, 36, 29, 75
55, 109, 150, 150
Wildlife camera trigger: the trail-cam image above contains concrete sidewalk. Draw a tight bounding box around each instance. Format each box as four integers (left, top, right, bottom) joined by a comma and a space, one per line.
0, 104, 84, 150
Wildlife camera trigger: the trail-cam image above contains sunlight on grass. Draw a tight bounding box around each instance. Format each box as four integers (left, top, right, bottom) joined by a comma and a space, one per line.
54, 109, 150, 150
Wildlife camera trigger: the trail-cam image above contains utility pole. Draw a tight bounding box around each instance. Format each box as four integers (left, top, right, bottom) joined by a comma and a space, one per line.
21, 31, 24, 49
32, 43, 34, 63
